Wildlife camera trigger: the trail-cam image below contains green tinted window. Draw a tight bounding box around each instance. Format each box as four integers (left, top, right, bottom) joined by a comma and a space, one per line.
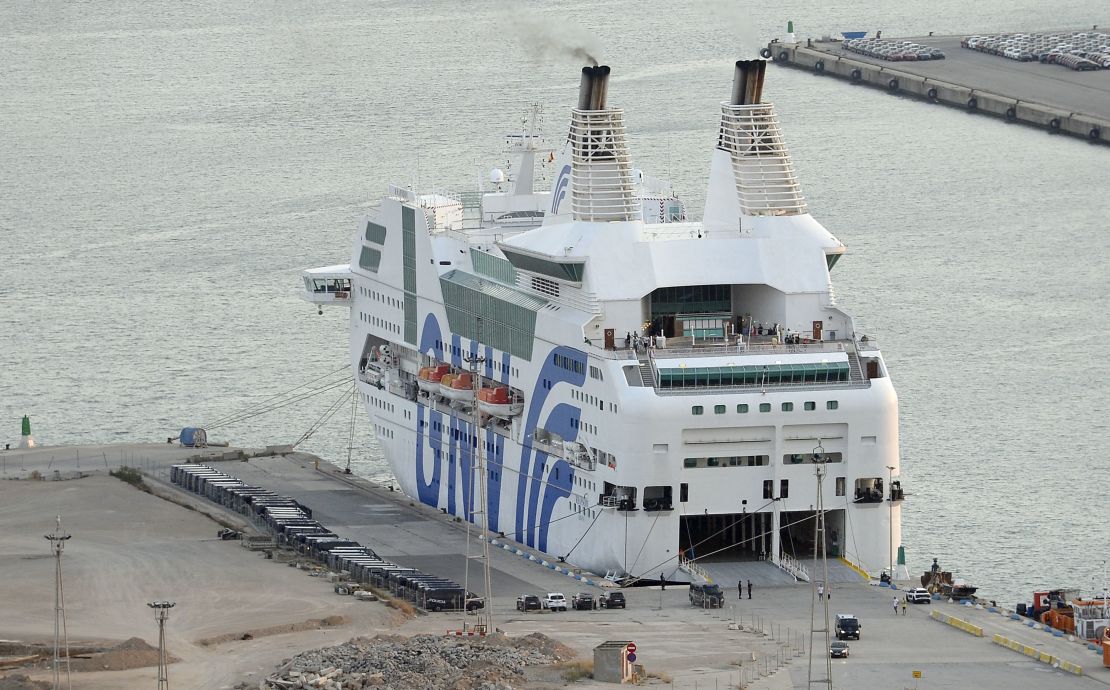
827, 400, 839, 410
692, 406, 703, 415
737, 404, 748, 413
359, 246, 381, 273
759, 403, 771, 412
714, 405, 726, 414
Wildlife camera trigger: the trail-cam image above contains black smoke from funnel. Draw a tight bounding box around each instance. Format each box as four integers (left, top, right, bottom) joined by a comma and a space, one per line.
730, 59, 766, 105
571, 47, 599, 67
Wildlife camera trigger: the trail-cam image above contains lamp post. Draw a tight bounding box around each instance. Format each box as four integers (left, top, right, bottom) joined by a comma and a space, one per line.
886, 465, 895, 580
147, 601, 175, 690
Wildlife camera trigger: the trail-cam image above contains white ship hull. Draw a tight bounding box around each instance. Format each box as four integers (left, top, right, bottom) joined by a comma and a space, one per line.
309, 61, 905, 582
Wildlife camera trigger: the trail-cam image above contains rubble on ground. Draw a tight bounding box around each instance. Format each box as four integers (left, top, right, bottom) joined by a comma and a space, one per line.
262, 632, 575, 690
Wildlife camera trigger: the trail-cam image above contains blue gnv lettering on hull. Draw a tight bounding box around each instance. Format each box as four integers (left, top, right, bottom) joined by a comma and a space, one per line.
516, 346, 586, 548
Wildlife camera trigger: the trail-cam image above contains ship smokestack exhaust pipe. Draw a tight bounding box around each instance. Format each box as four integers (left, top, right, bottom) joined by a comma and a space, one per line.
577, 65, 612, 110
730, 59, 766, 106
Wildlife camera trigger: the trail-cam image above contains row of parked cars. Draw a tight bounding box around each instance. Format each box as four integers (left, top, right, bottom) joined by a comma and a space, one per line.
843, 37, 945, 61
170, 464, 481, 613
516, 591, 626, 612
962, 32, 1110, 70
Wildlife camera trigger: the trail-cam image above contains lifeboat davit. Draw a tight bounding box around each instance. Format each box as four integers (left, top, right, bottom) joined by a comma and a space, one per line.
439, 372, 473, 401
477, 386, 524, 419
417, 364, 450, 393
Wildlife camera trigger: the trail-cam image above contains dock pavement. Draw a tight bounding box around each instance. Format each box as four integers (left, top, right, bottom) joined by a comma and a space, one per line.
2, 442, 1108, 688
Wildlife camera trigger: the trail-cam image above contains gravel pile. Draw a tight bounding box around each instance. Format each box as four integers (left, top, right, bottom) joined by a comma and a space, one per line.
263, 632, 575, 690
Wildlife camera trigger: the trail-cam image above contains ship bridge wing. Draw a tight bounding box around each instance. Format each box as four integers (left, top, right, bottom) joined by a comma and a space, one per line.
301, 264, 353, 307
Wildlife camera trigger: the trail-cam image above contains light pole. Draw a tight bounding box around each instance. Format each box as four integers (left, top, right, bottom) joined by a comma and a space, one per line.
45, 516, 71, 690
886, 465, 895, 580
147, 601, 175, 690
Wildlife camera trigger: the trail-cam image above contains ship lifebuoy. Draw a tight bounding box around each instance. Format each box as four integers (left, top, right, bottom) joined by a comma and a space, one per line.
1089, 127, 1101, 140
849, 68, 862, 82
926, 87, 938, 101
1005, 106, 1016, 121
778, 50, 790, 62
967, 97, 978, 110
814, 60, 825, 73
887, 78, 899, 91
1049, 117, 1061, 131
759, 47, 772, 59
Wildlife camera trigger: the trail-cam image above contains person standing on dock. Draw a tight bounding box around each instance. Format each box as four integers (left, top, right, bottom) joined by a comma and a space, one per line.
738, 580, 743, 600
892, 596, 899, 614
901, 597, 907, 615
746, 580, 752, 599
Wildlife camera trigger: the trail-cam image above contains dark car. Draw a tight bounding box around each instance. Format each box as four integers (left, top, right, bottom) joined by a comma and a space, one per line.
516, 594, 541, 611
599, 591, 626, 609
572, 592, 596, 610
829, 641, 850, 658
835, 614, 861, 640
465, 593, 485, 611
689, 583, 723, 608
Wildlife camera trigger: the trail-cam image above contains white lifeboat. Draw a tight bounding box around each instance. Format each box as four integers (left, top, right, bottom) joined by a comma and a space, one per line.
477, 386, 524, 419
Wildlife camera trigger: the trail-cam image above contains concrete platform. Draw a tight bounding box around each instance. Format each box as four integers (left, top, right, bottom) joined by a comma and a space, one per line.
768, 33, 1110, 144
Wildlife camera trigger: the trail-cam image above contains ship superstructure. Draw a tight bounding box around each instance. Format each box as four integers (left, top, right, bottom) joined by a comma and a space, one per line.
303, 61, 903, 582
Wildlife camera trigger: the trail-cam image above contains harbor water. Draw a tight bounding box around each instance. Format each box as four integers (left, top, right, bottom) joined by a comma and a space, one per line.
2, 0, 1108, 605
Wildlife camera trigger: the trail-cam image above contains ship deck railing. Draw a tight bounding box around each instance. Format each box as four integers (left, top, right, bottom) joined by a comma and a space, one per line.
587, 336, 878, 361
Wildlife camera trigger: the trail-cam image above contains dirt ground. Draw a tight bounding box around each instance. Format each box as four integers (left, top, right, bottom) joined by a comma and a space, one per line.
0, 474, 398, 689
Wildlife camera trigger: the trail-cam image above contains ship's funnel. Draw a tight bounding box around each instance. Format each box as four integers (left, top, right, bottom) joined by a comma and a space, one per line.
730, 59, 766, 106
566, 65, 637, 222
577, 65, 611, 111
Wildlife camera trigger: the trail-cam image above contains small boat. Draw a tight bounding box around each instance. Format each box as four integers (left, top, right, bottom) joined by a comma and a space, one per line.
417, 364, 450, 393
477, 386, 524, 419
439, 372, 473, 401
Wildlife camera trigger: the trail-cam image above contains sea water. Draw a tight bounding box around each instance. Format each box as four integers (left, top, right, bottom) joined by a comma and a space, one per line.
2, 0, 1108, 605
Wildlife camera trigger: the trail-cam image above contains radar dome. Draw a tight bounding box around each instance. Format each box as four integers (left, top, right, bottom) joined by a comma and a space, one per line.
489, 168, 506, 184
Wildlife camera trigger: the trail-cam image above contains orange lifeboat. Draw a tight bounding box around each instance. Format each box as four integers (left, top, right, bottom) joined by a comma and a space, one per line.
440, 372, 473, 401
477, 386, 524, 419
417, 364, 449, 393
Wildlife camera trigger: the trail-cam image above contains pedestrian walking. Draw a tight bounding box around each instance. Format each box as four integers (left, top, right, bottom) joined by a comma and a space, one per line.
891, 596, 899, 614
746, 579, 752, 599
901, 597, 907, 615
738, 580, 743, 600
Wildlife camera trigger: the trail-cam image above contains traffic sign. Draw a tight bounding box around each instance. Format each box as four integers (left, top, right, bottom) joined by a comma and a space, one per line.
912, 670, 922, 679
626, 642, 637, 653
627, 652, 637, 663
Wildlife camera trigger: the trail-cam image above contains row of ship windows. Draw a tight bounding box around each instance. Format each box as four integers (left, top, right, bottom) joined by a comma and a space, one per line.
368, 396, 396, 414
374, 424, 395, 440
571, 389, 617, 414
571, 418, 597, 435
359, 285, 400, 309
683, 452, 844, 469
693, 401, 839, 415
432, 339, 520, 379
360, 311, 400, 336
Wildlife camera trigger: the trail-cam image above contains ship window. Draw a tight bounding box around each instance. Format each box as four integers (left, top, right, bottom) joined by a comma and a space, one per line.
826, 253, 841, 271
680, 483, 688, 502
737, 404, 748, 413
691, 406, 703, 415
759, 403, 771, 413
780, 479, 789, 498
359, 246, 382, 273
804, 401, 816, 411
827, 400, 839, 410
835, 477, 846, 496
684, 458, 696, 468
763, 480, 773, 499
714, 405, 726, 414
781, 402, 794, 412
365, 221, 387, 245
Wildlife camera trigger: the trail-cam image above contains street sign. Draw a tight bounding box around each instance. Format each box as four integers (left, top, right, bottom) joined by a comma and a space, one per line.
626, 642, 637, 653
912, 670, 922, 679
627, 652, 637, 663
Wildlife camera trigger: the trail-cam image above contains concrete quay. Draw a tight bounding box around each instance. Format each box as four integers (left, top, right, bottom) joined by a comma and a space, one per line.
767, 34, 1110, 144
2, 442, 1109, 689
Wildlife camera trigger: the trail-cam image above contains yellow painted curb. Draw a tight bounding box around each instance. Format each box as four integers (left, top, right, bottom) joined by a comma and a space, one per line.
837, 556, 870, 581
930, 608, 984, 636
990, 633, 1083, 675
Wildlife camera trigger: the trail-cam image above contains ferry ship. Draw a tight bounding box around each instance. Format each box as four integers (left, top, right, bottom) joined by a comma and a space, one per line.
302, 61, 903, 583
